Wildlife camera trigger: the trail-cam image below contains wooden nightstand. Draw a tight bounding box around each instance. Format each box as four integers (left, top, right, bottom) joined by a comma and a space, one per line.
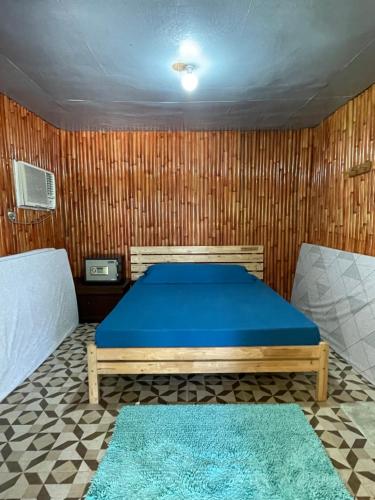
74, 278, 131, 323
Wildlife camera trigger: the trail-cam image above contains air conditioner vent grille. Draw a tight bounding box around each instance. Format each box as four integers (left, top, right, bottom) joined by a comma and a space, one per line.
46, 172, 55, 198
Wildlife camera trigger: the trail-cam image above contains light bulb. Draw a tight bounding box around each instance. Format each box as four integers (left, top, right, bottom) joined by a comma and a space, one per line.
181, 71, 198, 92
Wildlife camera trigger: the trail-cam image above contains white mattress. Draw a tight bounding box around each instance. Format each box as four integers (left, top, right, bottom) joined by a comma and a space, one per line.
0, 248, 78, 401
292, 243, 375, 385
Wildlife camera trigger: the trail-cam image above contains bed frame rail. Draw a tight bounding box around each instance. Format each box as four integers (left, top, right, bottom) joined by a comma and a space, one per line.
88, 342, 329, 404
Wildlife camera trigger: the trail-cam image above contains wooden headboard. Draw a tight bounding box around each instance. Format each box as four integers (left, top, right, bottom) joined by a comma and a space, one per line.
130, 246, 264, 281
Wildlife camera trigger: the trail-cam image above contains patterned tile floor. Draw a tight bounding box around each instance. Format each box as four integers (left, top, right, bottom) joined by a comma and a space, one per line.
1, 324, 375, 499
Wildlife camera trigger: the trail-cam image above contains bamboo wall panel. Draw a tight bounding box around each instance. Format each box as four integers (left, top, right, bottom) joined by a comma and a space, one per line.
308, 84, 375, 254
0, 92, 313, 298
61, 129, 312, 298
0, 95, 65, 256
7, 82, 375, 300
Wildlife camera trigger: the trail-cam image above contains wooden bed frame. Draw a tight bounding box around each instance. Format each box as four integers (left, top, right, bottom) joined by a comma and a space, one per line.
87, 245, 329, 404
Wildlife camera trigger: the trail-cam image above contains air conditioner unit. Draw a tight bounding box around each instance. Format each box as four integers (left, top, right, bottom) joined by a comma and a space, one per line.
12, 160, 56, 211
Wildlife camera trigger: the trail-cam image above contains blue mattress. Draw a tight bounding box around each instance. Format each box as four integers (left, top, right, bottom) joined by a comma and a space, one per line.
95, 263, 320, 348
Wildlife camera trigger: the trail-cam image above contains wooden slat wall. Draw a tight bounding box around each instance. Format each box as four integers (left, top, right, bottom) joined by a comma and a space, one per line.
0, 95, 65, 256
0, 93, 313, 299
61, 129, 312, 298
308, 84, 375, 254
3, 83, 373, 300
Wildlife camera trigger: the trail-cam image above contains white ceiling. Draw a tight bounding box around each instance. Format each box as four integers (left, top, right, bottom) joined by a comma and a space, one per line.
0, 0, 374, 131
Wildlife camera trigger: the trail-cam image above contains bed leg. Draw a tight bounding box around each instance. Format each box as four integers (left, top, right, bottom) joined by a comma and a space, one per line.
316, 341, 329, 401
88, 343, 99, 404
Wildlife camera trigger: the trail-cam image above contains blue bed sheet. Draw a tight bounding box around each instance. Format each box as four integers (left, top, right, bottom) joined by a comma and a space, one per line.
95, 264, 320, 348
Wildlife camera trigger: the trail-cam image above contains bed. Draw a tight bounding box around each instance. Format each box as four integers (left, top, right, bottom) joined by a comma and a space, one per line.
88, 246, 328, 404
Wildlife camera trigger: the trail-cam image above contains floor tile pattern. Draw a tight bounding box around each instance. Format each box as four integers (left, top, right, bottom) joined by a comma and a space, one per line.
1, 324, 375, 499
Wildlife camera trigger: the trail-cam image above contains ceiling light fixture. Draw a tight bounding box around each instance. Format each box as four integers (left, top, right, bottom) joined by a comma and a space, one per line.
172, 62, 198, 92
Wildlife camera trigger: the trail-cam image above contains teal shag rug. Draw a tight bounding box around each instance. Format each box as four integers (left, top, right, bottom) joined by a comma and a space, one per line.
86, 404, 352, 500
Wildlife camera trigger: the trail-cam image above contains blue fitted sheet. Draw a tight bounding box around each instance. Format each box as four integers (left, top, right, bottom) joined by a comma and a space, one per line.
95, 264, 320, 348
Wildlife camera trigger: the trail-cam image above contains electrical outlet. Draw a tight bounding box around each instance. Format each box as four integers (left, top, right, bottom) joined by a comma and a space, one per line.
7, 210, 16, 222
